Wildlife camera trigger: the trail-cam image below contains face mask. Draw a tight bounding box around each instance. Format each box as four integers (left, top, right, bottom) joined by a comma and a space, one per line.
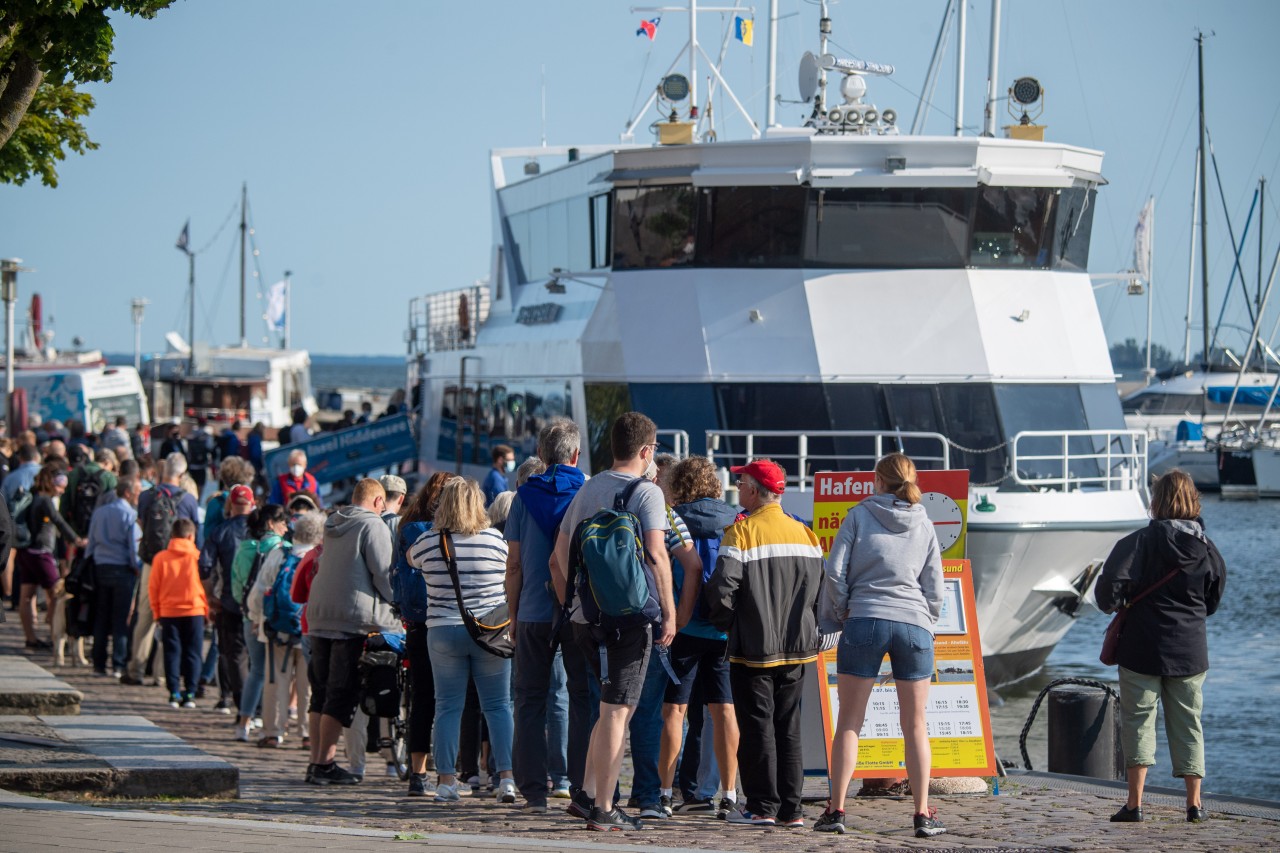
504, 459, 516, 473
642, 458, 657, 480
290, 464, 305, 478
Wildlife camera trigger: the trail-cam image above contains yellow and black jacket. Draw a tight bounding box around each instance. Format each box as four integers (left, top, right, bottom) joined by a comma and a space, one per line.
704, 502, 823, 667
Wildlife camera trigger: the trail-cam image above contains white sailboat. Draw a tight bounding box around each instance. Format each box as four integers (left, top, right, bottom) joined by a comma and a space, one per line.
403, 1, 1148, 686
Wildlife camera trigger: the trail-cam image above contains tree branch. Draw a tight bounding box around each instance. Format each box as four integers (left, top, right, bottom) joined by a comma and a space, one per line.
0, 53, 44, 150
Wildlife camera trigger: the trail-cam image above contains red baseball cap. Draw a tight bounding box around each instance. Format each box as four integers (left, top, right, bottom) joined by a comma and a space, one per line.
730, 459, 787, 495
229, 484, 255, 506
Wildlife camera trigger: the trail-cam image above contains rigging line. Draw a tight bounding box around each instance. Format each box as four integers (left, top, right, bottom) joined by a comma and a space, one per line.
627, 38, 657, 125
203, 223, 238, 343
1153, 122, 1194, 204
1138, 47, 1194, 201
192, 200, 239, 257
1208, 189, 1257, 356
1235, 99, 1280, 206
1208, 128, 1259, 327
1057, 0, 1118, 261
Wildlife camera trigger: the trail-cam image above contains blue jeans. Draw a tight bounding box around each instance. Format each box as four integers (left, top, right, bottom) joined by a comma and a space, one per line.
240, 619, 266, 719
91, 565, 136, 674
160, 615, 204, 698
546, 651, 569, 791
429, 624, 513, 777
628, 645, 669, 805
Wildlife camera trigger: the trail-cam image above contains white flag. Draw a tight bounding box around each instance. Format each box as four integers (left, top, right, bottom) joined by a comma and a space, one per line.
266, 280, 287, 331
1133, 196, 1154, 283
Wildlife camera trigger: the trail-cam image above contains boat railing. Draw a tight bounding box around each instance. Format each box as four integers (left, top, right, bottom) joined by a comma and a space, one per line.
656, 429, 690, 460
1009, 429, 1148, 494
704, 429, 950, 493
406, 286, 490, 355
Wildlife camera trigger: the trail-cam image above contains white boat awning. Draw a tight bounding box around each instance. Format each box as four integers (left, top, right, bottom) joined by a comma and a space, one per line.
692, 166, 806, 187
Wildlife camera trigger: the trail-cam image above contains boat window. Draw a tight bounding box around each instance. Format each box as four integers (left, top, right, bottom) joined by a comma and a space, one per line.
504, 212, 531, 283
695, 187, 805, 267
971, 187, 1055, 268
584, 383, 633, 473
803, 188, 973, 268
937, 384, 1007, 485
612, 186, 698, 270
590, 193, 611, 269
1051, 188, 1095, 272
994, 384, 1104, 482
527, 205, 550, 283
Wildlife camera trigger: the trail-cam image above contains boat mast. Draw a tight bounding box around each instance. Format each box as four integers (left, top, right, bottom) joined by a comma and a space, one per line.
766, 0, 778, 127
955, 0, 966, 136
1184, 156, 1199, 364
239, 182, 248, 348
983, 0, 1001, 137
1145, 199, 1156, 382
1259, 177, 1266, 323
188, 241, 195, 374
1196, 32, 1210, 368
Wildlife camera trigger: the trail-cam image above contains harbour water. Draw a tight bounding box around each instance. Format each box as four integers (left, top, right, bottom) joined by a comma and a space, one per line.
990, 496, 1279, 801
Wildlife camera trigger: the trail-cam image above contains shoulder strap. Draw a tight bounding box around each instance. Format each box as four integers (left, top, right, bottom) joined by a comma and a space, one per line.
440, 530, 469, 615
614, 477, 646, 511
1127, 566, 1181, 608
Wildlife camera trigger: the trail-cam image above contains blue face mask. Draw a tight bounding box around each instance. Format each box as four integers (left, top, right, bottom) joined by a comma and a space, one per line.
504, 459, 516, 473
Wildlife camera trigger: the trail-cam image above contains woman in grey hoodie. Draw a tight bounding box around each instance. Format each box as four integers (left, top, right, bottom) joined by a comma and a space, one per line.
814, 453, 945, 839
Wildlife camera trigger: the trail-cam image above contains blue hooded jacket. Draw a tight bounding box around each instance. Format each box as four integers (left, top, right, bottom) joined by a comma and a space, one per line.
516, 464, 586, 542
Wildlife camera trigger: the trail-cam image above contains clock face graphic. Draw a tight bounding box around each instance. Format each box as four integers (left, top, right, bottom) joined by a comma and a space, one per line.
920, 491, 963, 551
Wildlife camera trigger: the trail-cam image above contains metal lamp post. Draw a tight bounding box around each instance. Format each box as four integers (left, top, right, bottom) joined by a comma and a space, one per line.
0, 258, 23, 429
131, 298, 149, 371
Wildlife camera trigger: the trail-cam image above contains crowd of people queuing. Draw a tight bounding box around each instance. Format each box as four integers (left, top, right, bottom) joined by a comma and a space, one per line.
6, 405, 1223, 837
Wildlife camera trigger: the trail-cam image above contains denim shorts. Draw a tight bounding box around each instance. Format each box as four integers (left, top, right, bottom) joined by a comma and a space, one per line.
836, 617, 935, 681
663, 633, 732, 706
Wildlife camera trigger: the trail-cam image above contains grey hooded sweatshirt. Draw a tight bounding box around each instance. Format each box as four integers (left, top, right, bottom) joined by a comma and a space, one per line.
306, 505, 399, 639
818, 493, 944, 634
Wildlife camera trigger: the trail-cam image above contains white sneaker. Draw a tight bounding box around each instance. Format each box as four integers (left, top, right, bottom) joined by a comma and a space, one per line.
496, 778, 517, 804
385, 763, 399, 778
434, 782, 461, 803
234, 725, 250, 742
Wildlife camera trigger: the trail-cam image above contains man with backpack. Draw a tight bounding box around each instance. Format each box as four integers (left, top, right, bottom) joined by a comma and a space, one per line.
506, 418, 589, 813
200, 483, 255, 713
552, 412, 676, 832
186, 418, 213, 494
704, 459, 823, 829
64, 449, 119, 539
122, 453, 200, 686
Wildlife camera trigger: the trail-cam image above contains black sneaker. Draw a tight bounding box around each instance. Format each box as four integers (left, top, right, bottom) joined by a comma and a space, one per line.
675, 797, 715, 814
407, 773, 428, 797
567, 790, 594, 819
1110, 804, 1143, 823
913, 809, 946, 837
715, 797, 735, 820
304, 763, 317, 784
310, 762, 361, 786
814, 809, 846, 834
639, 796, 672, 819
587, 806, 642, 832
1187, 806, 1207, 823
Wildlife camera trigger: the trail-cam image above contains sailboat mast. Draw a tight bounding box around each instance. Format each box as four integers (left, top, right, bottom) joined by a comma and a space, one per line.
1146, 200, 1156, 382
1259, 177, 1266, 322
239, 182, 247, 348
1197, 32, 1210, 368
1184, 156, 1199, 365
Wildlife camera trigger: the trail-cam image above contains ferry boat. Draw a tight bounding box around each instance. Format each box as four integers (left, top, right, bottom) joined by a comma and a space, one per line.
403, 5, 1148, 686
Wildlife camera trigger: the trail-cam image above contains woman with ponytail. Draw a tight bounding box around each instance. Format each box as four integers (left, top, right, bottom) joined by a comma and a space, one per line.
814, 453, 946, 839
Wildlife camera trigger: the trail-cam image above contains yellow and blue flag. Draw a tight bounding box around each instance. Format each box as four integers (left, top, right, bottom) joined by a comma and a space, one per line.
734, 16, 753, 46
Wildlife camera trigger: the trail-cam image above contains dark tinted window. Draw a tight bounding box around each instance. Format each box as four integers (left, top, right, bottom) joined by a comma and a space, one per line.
971, 187, 1056, 268
613, 186, 698, 270
937, 384, 1006, 485
1052, 188, 1095, 272
590, 193, 611, 269
584, 383, 633, 474
804, 188, 972, 268
628, 383, 719, 457
696, 187, 805, 267
994, 384, 1102, 481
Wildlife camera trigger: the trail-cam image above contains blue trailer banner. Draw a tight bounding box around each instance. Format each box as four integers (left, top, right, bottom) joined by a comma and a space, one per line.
264, 415, 417, 485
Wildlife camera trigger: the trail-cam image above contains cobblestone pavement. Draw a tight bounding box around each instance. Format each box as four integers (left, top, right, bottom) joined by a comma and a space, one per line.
4, 619, 1278, 852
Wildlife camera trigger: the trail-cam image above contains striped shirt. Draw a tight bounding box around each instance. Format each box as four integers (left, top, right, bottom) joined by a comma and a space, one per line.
407, 527, 509, 628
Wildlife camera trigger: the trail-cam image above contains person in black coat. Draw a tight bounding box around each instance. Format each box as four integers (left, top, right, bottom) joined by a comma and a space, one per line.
1097, 469, 1226, 824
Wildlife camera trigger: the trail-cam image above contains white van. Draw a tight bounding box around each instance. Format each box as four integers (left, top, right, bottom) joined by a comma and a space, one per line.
14, 366, 151, 433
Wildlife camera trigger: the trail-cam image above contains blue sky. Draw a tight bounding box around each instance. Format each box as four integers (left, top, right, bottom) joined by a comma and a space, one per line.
2, 0, 1278, 359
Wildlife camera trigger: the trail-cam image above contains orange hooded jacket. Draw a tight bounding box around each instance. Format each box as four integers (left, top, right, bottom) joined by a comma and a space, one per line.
148, 537, 209, 619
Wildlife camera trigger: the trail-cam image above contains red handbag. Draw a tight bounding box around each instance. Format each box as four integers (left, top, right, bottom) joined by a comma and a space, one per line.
1099, 566, 1180, 666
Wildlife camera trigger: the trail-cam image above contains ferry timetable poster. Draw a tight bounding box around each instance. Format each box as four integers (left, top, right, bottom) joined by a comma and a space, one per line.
808, 471, 997, 778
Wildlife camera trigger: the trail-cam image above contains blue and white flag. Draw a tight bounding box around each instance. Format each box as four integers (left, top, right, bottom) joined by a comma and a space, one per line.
266, 280, 287, 331
175, 220, 190, 254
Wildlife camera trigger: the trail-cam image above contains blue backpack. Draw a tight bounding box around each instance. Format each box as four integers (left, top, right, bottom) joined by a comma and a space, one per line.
263, 552, 304, 639
567, 478, 662, 632
391, 522, 432, 622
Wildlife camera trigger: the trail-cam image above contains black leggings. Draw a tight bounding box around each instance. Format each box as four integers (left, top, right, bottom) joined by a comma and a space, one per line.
405, 622, 436, 755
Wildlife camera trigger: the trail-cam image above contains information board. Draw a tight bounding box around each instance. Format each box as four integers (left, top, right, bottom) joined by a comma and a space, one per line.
806, 470, 997, 779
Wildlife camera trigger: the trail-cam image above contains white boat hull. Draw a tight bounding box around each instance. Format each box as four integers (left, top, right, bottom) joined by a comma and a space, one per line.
1147, 440, 1219, 491
1253, 446, 1280, 498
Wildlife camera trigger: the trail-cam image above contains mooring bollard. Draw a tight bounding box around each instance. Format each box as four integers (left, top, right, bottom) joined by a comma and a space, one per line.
1046, 684, 1123, 780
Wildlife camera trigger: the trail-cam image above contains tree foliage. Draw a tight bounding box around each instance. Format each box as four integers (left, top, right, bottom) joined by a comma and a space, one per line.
1109, 337, 1176, 371
0, 0, 172, 188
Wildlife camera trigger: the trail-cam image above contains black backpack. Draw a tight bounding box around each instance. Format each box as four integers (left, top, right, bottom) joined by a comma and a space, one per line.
187, 434, 209, 467
11, 489, 34, 550
140, 487, 181, 563
69, 467, 105, 536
